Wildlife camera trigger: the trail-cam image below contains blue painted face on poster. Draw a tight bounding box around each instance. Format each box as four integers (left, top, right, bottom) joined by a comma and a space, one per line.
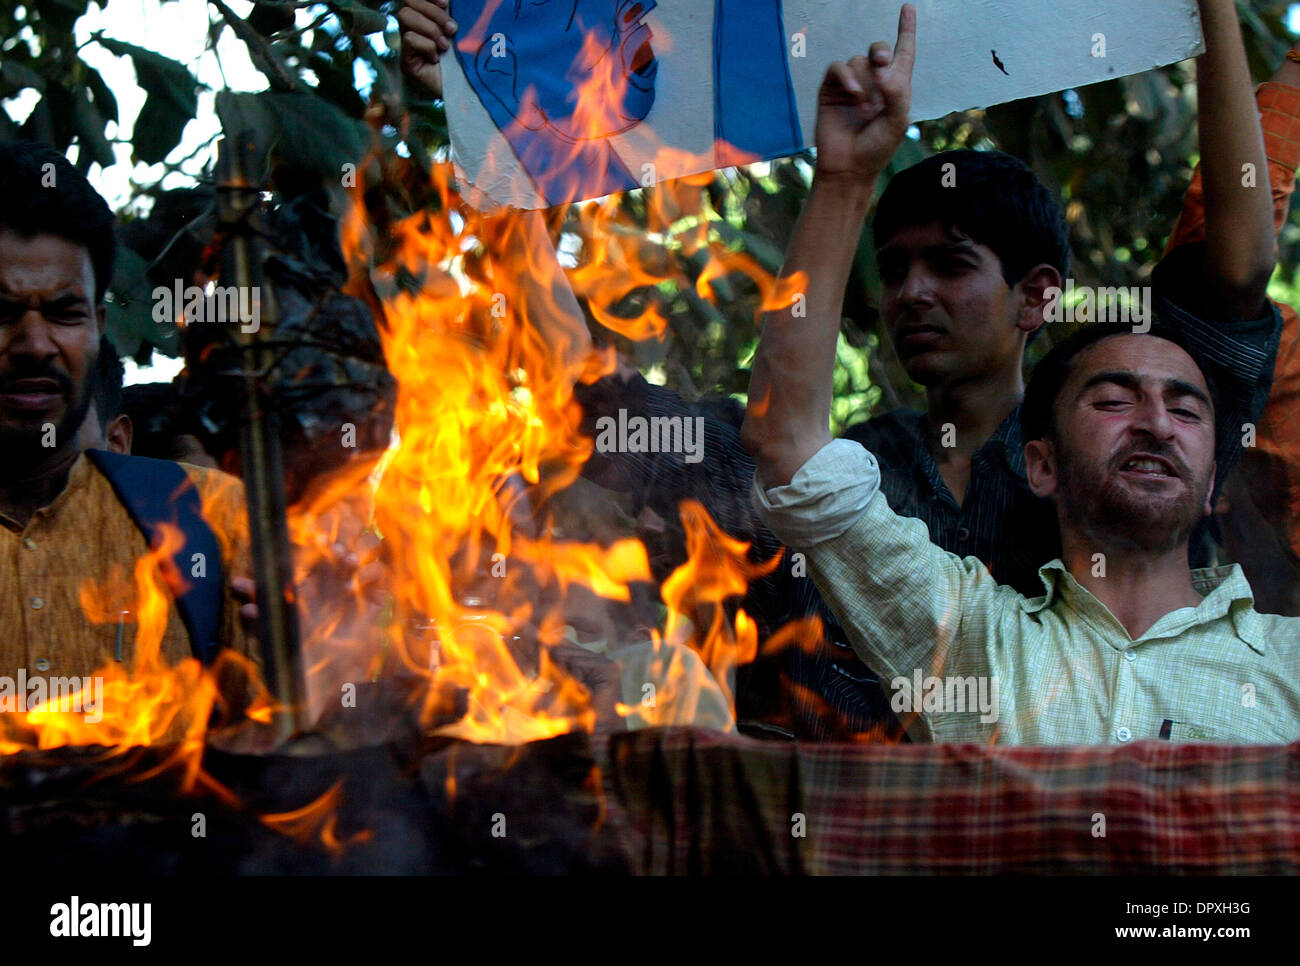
451, 0, 802, 205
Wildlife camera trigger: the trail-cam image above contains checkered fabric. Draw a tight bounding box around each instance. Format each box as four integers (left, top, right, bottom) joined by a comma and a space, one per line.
606, 728, 1300, 874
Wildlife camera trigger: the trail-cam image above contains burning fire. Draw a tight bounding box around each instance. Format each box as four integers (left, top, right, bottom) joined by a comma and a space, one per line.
260, 780, 373, 856
656, 500, 777, 714
322, 170, 809, 740
0, 519, 261, 802
1, 10, 819, 770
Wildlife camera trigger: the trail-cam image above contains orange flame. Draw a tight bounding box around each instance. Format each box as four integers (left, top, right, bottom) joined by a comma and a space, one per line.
260, 780, 373, 857
655, 500, 782, 713
303, 16, 829, 744
0, 523, 249, 800
1, 14, 829, 771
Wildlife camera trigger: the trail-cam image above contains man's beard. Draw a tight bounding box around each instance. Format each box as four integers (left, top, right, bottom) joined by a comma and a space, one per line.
0, 370, 93, 466
1055, 440, 1210, 554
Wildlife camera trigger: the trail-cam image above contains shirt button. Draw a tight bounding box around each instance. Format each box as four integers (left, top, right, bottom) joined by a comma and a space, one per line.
1124, 650, 1136, 662
22, 537, 36, 551
956, 527, 971, 542
1116, 727, 1132, 742
30, 596, 44, 610
34, 658, 50, 672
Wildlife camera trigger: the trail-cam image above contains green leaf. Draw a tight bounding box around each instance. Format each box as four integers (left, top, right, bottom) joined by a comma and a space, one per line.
303, 48, 368, 118
0, 60, 46, 93
329, 0, 389, 35
27, 82, 76, 153
219, 89, 367, 179
713, 224, 785, 275
106, 245, 179, 358
18, 94, 56, 146
95, 36, 199, 164
84, 65, 119, 124
215, 89, 277, 150
71, 92, 113, 168
406, 98, 449, 150
31, 0, 89, 33
248, 0, 296, 35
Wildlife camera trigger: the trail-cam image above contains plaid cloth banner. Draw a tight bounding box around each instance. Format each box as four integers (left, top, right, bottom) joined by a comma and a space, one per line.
605, 729, 1300, 874
4, 729, 1298, 874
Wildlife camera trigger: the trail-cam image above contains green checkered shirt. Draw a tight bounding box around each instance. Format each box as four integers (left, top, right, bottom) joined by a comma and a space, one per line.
755, 441, 1300, 745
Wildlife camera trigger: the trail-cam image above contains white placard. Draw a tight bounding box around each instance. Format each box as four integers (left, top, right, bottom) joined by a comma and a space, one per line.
443, 0, 1202, 210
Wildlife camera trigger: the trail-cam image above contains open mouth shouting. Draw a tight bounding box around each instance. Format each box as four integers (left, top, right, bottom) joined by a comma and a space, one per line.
1115, 451, 1182, 484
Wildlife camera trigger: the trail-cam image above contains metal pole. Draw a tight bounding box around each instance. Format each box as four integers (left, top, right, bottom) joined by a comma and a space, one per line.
214, 134, 307, 740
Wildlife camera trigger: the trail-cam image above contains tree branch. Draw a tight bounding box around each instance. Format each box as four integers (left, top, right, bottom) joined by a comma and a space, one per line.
208, 0, 299, 93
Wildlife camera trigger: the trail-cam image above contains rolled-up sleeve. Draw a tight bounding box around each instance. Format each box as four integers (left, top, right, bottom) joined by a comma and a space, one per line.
751, 440, 877, 548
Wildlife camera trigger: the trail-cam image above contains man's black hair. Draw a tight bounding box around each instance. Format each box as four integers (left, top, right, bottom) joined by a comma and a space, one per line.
1020, 320, 1220, 445
123, 381, 199, 461
874, 149, 1071, 290
0, 140, 117, 302
90, 334, 124, 432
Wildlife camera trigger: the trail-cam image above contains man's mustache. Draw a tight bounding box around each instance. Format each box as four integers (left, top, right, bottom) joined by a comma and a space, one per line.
0, 364, 74, 396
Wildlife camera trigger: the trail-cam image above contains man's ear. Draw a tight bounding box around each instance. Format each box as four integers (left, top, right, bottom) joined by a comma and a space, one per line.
1015, 264, 1063, 339
107, 414, 132, 455
1024, 436, 1059, 499
474, 37, 547, 131
1203, 461, 1218, 518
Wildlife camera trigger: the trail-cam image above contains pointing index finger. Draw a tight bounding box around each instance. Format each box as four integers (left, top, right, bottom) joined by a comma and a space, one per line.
891, 3, 917, 76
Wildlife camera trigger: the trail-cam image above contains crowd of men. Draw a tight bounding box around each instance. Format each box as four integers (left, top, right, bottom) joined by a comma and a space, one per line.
2, 0, 1299, 744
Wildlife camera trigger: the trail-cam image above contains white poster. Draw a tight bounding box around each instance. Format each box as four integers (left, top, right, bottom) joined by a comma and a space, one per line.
442, 0, 1203, 210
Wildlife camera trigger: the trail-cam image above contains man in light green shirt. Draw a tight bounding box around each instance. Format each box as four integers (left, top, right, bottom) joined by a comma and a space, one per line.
752, 358, 1300, 744
751, 318, 1300, 745
740, 7, 1300, 745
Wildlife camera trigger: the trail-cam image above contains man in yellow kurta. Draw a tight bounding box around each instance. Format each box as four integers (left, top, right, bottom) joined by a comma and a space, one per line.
0, 141, 256, 688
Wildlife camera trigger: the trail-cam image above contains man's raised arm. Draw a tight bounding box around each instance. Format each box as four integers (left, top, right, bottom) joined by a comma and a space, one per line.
740, 6, 916, 487
1195, 0, 1276, 317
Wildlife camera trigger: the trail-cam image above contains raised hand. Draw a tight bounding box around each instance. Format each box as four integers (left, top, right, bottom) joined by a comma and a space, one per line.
814, 4, 916, 182
399, 0, 458, 95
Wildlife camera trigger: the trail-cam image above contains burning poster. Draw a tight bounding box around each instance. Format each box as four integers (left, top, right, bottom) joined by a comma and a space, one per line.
442, 0, 1204, 210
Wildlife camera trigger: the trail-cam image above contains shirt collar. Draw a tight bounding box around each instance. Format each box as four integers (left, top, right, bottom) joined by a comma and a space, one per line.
1020, 559, 1265, 654
1190, 565, 1266, 654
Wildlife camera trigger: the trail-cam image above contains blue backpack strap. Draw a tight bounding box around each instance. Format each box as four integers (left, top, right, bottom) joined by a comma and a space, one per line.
85, 449, 224, 665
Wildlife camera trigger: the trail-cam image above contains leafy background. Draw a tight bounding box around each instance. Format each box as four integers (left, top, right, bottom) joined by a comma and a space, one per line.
1, 0, 1297, 433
